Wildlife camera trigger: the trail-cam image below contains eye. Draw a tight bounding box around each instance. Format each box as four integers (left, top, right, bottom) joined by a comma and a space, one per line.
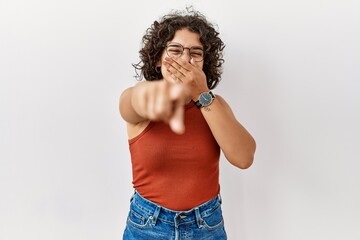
169, 49, 182, 53
190, 48, 204, 57
167, 46, 183, 55
191, 51, 203, 56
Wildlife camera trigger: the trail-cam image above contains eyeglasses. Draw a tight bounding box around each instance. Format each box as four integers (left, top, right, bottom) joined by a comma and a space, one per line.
165, 43, 205, 62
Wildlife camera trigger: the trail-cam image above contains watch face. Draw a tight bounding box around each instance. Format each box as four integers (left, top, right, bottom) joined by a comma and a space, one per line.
199, 92, 212, 106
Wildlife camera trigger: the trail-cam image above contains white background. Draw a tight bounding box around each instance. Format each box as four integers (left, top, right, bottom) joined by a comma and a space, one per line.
1, 0, 359, 239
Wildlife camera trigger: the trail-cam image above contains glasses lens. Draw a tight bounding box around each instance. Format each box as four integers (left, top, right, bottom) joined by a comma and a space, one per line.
166, 44, 204, 62
166, 45, 183, 58
190, 48, 204, 62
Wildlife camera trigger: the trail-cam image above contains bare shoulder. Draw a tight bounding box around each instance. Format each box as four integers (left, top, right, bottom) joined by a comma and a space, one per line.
119, 86, 147, 124
119, 87, 134, 119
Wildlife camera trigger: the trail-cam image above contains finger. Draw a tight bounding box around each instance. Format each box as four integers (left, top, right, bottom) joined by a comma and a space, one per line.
163, 63, 184, 83
173, 60, 190, 72
166, 64, 186, 79
168, 84, 188, 134
169, 82, 190, 101
154, 82, 171, 121
170, 73, 183, 84
169, 102, 185, 134
163, 67, 181, 84
165, 57, 190, 73
171, 57, 192, 71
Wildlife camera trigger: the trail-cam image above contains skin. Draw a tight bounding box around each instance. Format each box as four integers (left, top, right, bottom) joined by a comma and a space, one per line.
119, 28, 256, 169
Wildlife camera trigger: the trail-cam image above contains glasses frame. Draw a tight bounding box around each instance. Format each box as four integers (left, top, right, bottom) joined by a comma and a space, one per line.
165, 42, 205, 62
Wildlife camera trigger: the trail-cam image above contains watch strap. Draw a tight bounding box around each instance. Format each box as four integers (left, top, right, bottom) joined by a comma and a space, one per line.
209, 91, 215, 99
194, 100, 202, 108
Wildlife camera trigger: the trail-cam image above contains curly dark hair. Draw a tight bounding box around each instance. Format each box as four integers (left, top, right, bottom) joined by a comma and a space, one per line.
133, 8, 225, 89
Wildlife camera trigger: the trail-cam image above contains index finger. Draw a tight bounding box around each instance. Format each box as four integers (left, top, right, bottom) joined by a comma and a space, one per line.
167, 84, 189, 134
169, 101, 185, 134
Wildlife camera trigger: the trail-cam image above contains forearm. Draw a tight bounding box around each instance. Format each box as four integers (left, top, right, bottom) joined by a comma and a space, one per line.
201, 96, 256, 169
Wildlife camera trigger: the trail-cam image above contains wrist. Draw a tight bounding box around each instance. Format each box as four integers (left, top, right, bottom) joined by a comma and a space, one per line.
192, 87, 210, 101
194, 90, 215, 109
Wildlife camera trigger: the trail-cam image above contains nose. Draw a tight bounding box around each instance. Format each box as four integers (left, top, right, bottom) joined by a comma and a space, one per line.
181, 48, 192, 62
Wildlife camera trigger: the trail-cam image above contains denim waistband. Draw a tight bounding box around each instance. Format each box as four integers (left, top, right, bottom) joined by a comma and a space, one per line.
130, 191, 222, 228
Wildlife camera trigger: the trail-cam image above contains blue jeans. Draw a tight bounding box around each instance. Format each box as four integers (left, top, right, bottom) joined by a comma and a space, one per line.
123, 191, 227, 240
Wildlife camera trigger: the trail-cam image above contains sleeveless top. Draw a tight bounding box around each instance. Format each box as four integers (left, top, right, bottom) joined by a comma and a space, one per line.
129, 102, 220, 211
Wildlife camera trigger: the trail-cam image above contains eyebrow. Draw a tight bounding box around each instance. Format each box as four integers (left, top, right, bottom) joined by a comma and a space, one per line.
168, 42, 204, 50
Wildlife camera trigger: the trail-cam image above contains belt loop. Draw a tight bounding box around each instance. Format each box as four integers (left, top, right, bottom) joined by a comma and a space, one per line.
194, 207, 203, 228
218, 193, 222, 204
150, 205, 161, 226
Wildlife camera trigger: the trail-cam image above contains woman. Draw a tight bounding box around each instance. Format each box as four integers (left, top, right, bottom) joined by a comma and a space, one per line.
119, 8, 256, 240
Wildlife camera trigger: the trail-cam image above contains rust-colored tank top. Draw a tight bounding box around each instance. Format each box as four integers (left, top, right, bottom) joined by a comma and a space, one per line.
129, 102, 220, 211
